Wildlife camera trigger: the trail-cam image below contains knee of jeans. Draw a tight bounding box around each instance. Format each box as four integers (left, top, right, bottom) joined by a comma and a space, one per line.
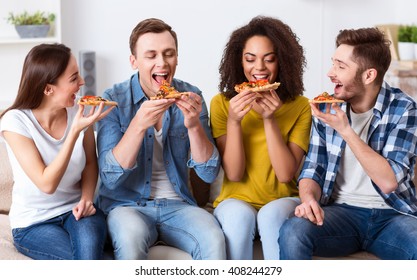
214, 200, 257, 229
258, 198, 299, 222
199, 229, 227, 260
279, 218, 298, 243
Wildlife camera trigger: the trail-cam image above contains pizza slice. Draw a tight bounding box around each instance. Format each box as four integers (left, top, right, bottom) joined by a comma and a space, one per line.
309, 92, 344, 103
234, 79, 280, 93
78, 95, 118, 106
150, 80, 190, 100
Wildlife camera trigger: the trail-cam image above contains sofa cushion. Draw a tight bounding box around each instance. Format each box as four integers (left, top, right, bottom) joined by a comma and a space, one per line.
0, 139, 13, 214
0, 214, 31, 260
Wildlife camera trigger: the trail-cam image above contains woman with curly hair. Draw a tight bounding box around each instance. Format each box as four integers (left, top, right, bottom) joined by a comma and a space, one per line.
210, 16, 312, 259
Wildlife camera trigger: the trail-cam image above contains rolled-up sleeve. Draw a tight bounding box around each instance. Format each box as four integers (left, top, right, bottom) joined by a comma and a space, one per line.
187, 143, 220, 183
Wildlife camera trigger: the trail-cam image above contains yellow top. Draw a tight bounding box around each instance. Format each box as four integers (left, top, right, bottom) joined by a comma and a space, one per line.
210, 94, 311, 209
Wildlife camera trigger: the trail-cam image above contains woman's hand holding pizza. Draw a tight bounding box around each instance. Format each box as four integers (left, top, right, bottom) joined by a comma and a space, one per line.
228, 90, 258, 123
256, 89, 282, 119
72, 103, 114, 134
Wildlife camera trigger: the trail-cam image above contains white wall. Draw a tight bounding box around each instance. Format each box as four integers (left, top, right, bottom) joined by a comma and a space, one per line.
2, 0, 417, 109
0, 0, 61, 108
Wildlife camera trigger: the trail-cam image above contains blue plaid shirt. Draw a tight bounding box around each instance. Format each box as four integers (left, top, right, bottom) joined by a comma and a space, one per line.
299, 82, 417, 216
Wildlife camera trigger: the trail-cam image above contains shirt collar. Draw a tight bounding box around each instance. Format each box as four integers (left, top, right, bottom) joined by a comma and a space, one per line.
131, 72, 148, 104
373, 81, 391, 118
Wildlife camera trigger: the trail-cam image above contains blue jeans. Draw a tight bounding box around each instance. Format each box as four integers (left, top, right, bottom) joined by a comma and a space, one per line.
214, 197, 300, 260
106, 199, 226, 260
12, 208, 107, 260
279, 203, 417, 259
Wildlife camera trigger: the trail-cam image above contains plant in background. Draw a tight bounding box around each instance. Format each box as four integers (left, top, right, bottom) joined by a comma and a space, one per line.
398, 24, 416, 60
398, 25, 413, 42
410, 25, 417, 44
6, 11, 55, 26
5, 11, 56, 39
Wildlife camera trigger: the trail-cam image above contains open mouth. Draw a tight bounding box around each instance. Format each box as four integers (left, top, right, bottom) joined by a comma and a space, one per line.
334, 82, 343, 92
153, 73, 168, 85
253, 74, 269, 81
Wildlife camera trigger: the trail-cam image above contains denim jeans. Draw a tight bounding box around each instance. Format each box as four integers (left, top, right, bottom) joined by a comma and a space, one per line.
279, 203, 417, 259
12, 208, 107, 260
214, 197, 300, 259
106, 199, 226, 260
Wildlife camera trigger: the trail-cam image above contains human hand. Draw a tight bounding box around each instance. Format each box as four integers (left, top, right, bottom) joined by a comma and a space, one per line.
294, 199, 324, 226
255, 89, 282, 119
228, 90, 258, 123
310, 102, 350, 135
135, 98, 175, 130
175, 92, 203, 129
72, 103, 115, 133
72, 199, 96, 220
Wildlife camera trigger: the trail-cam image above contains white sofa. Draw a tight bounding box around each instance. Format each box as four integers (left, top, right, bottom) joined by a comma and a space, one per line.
0, 139, 397, 260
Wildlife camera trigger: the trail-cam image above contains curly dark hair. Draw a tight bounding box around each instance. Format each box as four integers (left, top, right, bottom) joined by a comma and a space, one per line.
218, 16, 306, 102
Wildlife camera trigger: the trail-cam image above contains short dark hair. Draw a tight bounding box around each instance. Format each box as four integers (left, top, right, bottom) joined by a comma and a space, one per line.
218, 15, 306, 102
336, 27, 391, 85
1, 43, 71, 118
129, 18, 178, 56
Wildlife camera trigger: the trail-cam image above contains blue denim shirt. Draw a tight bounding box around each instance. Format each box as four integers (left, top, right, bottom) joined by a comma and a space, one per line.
299, 82, 417, 216
96, 73, 220, 214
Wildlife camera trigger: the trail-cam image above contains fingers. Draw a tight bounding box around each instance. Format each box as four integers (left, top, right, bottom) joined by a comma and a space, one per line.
175, 93, 202, 116
134, 99, 173, 129
229, 91, 257, 119
72, 201, 96, 220
294, 201, 324, 226
256, 91, 280, 109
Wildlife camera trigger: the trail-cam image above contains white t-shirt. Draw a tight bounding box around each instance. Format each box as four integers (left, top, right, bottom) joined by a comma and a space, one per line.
0, 106, 86, 228
332, 108, 389, 209
150, 127, 181, 200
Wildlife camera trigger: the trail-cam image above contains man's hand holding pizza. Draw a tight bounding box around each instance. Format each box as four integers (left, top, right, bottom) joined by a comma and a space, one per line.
175, 92, 202, 130
310, 102, 350, 136
135, 99, 175, 130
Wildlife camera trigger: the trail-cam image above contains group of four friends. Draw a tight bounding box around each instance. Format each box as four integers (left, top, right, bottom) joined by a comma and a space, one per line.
1, 15, 417, 260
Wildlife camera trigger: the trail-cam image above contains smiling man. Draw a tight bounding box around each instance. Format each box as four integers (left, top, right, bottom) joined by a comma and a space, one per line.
279, 27, 417, 260
95, 18, 225, 260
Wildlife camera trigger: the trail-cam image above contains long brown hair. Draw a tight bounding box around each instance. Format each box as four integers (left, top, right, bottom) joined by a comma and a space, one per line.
218, 16, 306, 102
0, 43, 71, 118
336, 28, 391, 85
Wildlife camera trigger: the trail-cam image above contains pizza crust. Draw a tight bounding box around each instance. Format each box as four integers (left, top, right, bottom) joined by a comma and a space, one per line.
235, 82, 280, 93
77, 96, 118, 106
309, 99, 345, 104
150, 92, 190, 100
309, 92, 344, 103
